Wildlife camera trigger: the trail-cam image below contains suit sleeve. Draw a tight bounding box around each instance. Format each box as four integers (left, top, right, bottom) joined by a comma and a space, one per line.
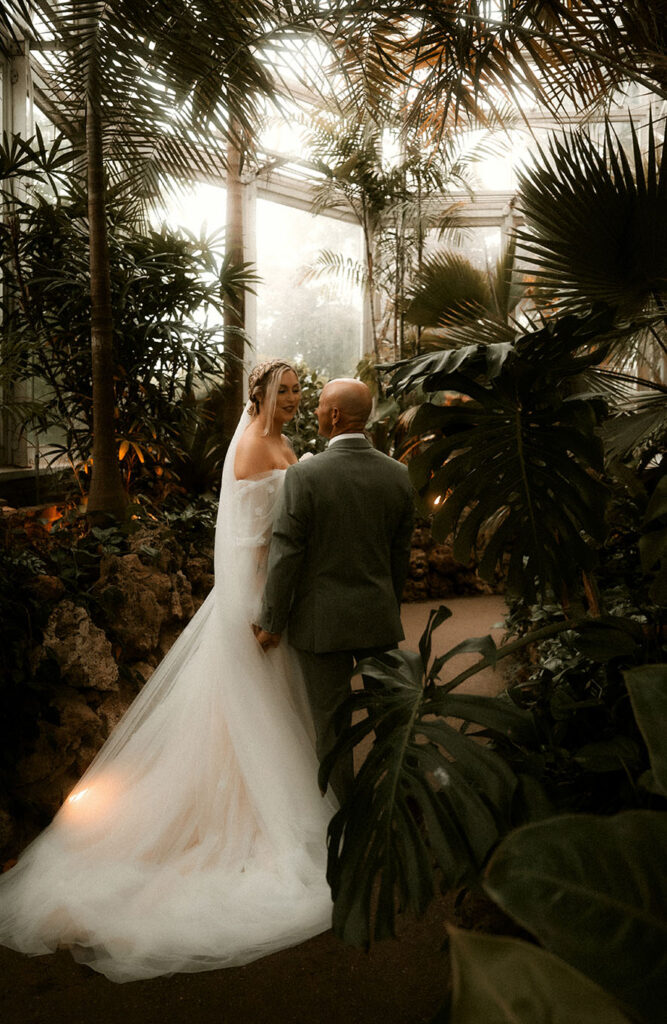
257, 466, 309, 634
390, 482, 414, 604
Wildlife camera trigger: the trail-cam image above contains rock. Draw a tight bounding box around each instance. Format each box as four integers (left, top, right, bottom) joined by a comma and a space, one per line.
409, 549, 429, 580
184, 556, 215, 596
411, 526, 432, 549
94, 554, 166, 659
128, 524, 185, 574
403, 578, 430, 602
130, 661, 155, 684
426, 571, 452, 598
158, 623, 183, 658
97, 676, 141, 734
51, 689, 104, 739
94, 554, 196, 660
26, 574, 66, 602
428, 544, 461, 576
170, 570, 195, 620
40, 600, 119, 690
0, 807, 18, 859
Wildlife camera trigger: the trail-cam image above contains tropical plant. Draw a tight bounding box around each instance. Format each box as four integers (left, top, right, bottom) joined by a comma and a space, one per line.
304, 112, 501, 361
448, 661, 667, 1024
328, 2, 667, 137
322, 594, 665, 1020
2, 0, 324, 516
321, 604, 572, 947
387, 309, 614, 602
0, 135, 256, 498
515, 117, 667, 369
406, 233, 523, 343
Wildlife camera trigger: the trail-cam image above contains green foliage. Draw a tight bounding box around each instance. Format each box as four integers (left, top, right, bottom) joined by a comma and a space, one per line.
283, 363, 328, 457
0, 137, 254, 496
306, 111, 496, 359
388, 309, 612, 601
322, 605, 566, 948
483, 806, 667, 1024
446, 925, 634, 1024
624, 664, 667, 795
639, 475, 667, 605
0, 538, 60, 790
499, 621, 655, 814
406, 249, 491, 327
406, 234, 522, 334
499, 479, 665, 814
517, 117, 667, 322
325, 601, 666, 1022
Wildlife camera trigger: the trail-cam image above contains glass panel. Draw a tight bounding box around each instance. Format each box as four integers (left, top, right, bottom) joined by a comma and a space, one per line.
255, 200, 363, 377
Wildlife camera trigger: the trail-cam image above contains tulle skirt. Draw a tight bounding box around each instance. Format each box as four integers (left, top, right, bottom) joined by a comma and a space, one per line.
0, 588, 336, 982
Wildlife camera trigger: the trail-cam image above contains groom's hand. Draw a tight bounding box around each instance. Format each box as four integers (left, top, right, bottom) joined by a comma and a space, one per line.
252, 625, 282, 652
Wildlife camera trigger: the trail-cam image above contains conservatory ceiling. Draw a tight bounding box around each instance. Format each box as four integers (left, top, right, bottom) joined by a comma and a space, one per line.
5, 2, 661, 228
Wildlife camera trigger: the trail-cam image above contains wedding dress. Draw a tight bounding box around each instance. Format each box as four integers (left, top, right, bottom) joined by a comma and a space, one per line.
0, 408, 336, 982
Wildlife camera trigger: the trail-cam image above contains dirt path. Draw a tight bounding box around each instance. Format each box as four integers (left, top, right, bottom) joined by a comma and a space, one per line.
0, 597, 507, 1024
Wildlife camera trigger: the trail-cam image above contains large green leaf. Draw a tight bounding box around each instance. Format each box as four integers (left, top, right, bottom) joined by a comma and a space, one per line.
624, 664, 667, 796
484, 811, 667, 1023
388, 310, 612, 600
447, 925, 633, 1024
322, 606, 556, 948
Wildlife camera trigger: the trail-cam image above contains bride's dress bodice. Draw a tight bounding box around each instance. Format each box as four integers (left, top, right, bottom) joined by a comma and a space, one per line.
0, 458, 336, 982
229, 469, 285, 620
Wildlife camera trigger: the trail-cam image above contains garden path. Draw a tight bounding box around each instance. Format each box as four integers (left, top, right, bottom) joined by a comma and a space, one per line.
0, 595, 507, 1024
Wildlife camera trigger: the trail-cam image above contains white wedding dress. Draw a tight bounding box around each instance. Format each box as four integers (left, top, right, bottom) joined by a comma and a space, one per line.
0, 408, 336, 982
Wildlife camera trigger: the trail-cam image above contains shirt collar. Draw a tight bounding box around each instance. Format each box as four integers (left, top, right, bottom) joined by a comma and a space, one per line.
328, 432, 368, 446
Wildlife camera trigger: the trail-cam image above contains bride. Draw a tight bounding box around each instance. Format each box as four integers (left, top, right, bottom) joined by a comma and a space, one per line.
0, 359, 337, 983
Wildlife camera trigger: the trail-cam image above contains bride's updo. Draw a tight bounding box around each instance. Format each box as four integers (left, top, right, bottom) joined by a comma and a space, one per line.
248, 359, 297, 433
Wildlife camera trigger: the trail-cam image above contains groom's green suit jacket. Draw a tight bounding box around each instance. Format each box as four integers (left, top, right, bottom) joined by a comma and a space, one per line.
259, 437, 414, 653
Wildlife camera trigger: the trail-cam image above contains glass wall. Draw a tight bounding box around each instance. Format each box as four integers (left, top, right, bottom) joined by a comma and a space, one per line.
255, 200, 363, 377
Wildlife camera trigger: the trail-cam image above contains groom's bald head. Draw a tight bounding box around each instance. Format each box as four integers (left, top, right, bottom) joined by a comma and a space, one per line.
316, 378, 373, 439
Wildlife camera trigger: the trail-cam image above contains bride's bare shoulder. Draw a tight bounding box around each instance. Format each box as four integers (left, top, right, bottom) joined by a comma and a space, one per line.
235, 427, 271, 480
234, 427, 296, 479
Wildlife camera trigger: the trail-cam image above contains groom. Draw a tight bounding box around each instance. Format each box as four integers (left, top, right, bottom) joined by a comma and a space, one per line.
254, 378, 414, 803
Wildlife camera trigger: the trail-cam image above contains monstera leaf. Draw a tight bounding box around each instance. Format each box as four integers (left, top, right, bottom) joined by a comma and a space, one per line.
388, 309, 613, 600
321, 606, 545, 948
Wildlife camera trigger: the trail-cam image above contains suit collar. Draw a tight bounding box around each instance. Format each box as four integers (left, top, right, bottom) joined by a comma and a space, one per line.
325, 436, 373, 451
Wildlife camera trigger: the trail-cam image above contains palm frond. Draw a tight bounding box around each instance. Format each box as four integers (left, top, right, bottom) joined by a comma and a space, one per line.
301, 249, 368, 293
516, 116, 667, 324
406, 249, 492, 327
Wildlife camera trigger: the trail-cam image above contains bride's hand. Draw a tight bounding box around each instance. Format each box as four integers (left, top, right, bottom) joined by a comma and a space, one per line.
252, 624, 282, 652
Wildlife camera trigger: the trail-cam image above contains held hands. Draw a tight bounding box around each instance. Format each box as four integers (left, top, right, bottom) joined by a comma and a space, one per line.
252, 624, 282, 652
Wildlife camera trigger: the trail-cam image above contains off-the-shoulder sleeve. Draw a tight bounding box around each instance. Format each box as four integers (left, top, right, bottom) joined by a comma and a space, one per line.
232, 472, 284, 548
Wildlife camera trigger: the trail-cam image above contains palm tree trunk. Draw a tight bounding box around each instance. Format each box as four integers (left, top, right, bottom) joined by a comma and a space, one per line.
85, 52, 127, 519
221, 131, 246, 445
362, 206, 381, 363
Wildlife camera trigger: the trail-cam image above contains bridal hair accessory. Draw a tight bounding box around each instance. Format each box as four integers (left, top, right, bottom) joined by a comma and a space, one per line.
248, 359, 295, 413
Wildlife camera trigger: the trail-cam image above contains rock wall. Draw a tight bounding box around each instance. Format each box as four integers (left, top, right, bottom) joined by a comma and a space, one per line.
2, 524, 214, 859
404, 525, 501, 602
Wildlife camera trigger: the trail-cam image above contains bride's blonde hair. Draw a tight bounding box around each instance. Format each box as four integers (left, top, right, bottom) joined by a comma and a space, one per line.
248, 359, 298, 434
